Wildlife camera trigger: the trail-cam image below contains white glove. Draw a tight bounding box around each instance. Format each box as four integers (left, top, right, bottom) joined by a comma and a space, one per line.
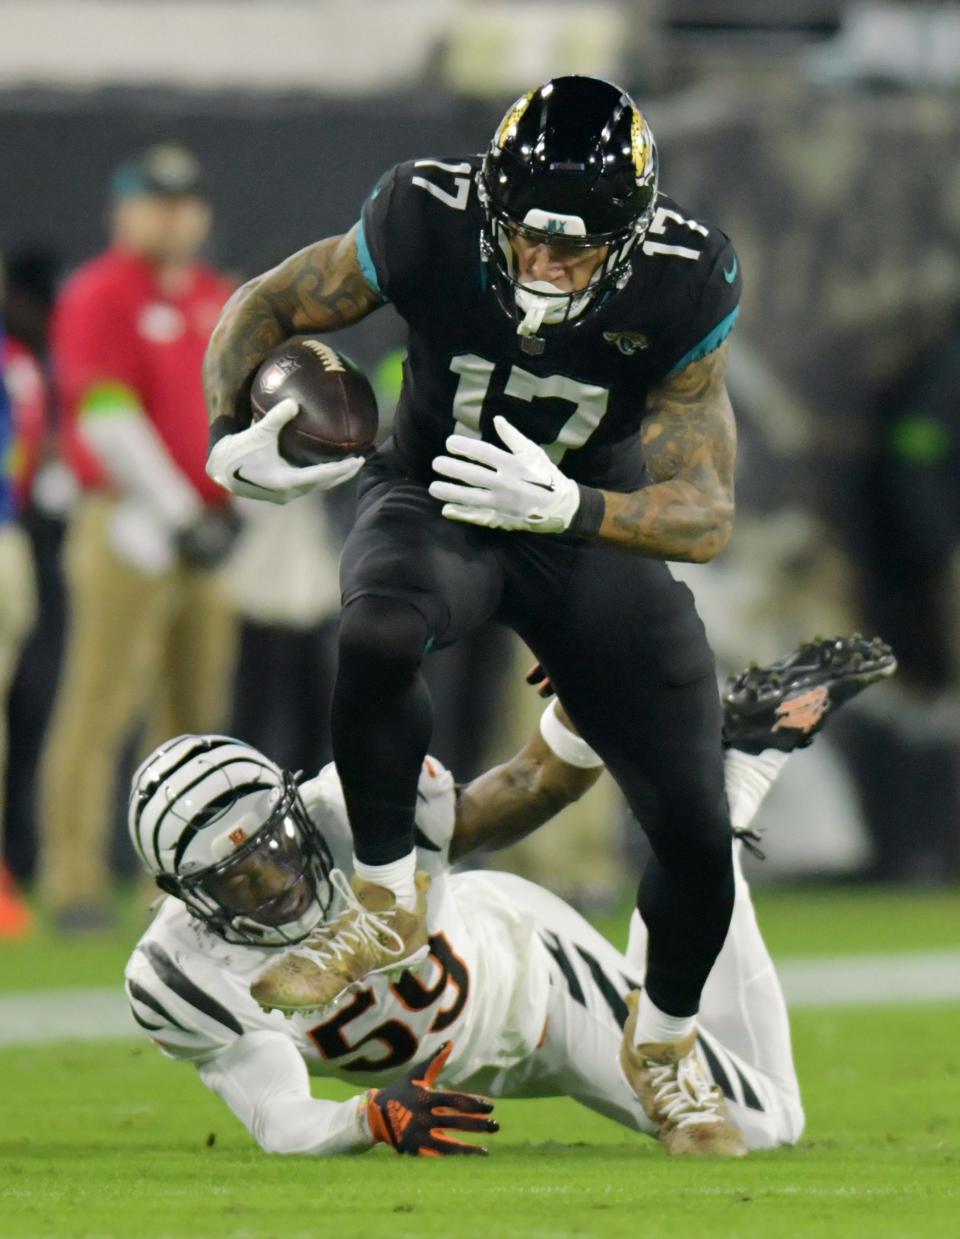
206, 398, 364, 505
107, 497, 177, 576
429, 415, 581, 533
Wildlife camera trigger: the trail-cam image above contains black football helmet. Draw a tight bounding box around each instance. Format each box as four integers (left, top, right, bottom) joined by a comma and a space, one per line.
479, 75, 659, 338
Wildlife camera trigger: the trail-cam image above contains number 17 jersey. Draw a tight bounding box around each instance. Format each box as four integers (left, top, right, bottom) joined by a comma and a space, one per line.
357, 156, 741, 491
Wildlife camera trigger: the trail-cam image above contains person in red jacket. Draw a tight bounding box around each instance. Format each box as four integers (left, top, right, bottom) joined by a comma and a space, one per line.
39, 145, 239, 930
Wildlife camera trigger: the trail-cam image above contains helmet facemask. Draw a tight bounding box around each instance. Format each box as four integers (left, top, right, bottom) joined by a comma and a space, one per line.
479, 192, 654, 338
155, 775, 334, 947
479, 75, 659, 345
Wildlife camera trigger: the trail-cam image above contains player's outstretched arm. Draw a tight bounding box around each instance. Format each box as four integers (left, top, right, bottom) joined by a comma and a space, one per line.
198, 1030, 375, 1156
198, 1032, 494, 1158
597, 343, 736, 563
450, 701, 603, 861
202, 226, 383, 432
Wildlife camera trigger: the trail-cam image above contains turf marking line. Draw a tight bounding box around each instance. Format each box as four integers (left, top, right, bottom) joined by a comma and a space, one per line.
1, 950, 958, 1047
778, 948, 960, 1008
0, 986, 136, 1045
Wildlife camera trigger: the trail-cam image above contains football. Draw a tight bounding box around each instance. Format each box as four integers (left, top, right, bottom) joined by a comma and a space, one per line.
250, 336, 379, 466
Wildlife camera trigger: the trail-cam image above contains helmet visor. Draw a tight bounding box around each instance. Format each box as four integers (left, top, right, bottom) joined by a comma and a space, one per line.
197, 795, 319, 928
501, 218, 613, 262
489, 214, 630, 330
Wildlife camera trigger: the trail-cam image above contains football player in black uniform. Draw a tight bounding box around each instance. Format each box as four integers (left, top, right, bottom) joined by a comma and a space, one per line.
204, 77, 744, 1155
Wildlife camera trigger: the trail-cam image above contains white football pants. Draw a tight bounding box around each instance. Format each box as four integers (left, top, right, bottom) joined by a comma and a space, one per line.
473, 850, 804, 1150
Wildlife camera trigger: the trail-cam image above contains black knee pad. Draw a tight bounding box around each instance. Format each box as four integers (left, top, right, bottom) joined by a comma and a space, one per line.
337, 596, 429, 685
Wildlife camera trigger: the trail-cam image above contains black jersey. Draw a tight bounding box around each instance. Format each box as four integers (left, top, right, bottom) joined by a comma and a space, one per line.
358, 156, 741, 492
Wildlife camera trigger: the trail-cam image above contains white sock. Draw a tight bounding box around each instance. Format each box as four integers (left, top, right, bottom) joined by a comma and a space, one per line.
353, 850, 417, 911
633, 990, 697, 1047
723, 749, 790, 833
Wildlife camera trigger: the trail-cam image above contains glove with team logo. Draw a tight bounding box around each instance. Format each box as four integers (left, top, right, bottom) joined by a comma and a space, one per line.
429, 416, 604, 536
362, 1042, 498, 1157
206, 398, 363, 505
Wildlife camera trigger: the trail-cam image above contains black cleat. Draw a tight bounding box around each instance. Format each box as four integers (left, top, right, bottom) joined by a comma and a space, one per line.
723, 634, 897, 756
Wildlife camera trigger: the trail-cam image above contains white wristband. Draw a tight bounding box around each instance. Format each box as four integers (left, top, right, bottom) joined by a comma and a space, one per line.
539, 699, 604, 769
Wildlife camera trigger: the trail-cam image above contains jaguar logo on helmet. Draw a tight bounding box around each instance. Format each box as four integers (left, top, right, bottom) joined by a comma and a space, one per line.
495, 88, 536, 150
631, 110, 656, 183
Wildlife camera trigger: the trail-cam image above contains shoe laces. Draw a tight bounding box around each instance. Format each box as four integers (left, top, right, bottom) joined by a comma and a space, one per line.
647, 1049, 725, 1130
294, 868, 406, 972
732, 827, 766, 861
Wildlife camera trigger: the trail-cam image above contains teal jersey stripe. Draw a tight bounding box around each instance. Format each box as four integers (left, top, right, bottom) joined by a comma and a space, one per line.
666, 306, 740, 377
354, 216, 385, 299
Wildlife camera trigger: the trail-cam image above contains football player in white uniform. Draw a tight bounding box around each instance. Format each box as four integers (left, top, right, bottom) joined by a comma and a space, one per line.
125, 636, 894, 1159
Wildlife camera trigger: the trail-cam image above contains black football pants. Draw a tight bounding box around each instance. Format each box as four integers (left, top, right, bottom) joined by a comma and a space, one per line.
334, 454, 734, 1018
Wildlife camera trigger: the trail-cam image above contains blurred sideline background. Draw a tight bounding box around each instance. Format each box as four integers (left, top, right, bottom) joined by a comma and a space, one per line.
3, 0, 960, 941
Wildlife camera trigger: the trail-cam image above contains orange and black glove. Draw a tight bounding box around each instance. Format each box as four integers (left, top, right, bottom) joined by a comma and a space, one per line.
363, 1042, 498, 1157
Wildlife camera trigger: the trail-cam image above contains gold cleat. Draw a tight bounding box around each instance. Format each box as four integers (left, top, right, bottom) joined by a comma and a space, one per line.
251, 868, 430, 1014
619, 991, 748, 1157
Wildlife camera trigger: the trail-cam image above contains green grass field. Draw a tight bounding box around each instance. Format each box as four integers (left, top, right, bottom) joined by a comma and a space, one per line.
4, 884, 959, 994
1, 887, 958, 1239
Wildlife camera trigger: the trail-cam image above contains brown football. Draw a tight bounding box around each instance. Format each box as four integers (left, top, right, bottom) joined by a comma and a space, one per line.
250, 336, 379, 465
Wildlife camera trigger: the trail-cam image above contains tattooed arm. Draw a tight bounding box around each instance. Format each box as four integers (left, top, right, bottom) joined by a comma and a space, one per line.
596, 342, 736, 563
203, 226, 383, 430
450, 702, 602, 861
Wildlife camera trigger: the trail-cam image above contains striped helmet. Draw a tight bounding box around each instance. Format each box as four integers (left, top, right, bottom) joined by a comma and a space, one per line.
128, 734, 333, 946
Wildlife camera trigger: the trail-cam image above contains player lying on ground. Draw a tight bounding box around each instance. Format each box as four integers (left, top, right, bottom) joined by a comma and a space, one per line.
125, 636, 894, 1158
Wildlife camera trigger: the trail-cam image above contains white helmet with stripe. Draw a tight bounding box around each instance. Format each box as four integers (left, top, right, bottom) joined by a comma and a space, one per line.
129, 734, 333, 946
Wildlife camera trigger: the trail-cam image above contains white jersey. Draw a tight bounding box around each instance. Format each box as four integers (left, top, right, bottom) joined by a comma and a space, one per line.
126, 755, 804, 1157
125, 756, 553, 1152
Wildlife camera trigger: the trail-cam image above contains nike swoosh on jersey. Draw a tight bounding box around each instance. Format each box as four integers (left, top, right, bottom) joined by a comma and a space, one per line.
723, 256, 739, 284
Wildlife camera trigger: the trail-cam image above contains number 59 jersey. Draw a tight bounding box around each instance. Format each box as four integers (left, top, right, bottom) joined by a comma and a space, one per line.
357, 157, 741, 492
124, 756, 552, 1089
